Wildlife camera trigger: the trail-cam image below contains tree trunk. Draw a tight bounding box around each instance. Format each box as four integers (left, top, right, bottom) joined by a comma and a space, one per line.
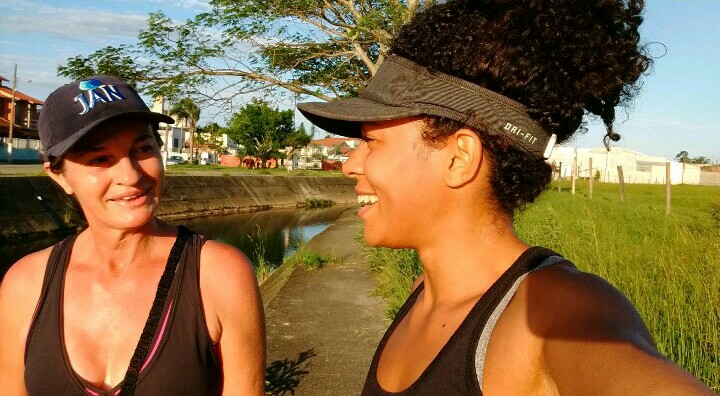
189, 125, 195, 164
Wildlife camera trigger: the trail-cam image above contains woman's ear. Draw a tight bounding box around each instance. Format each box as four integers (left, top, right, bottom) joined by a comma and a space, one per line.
44, 162, 74, 195
443, 128, 483, 188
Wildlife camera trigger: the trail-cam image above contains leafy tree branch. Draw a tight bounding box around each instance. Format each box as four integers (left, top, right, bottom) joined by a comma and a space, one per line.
57, 1, 436, 104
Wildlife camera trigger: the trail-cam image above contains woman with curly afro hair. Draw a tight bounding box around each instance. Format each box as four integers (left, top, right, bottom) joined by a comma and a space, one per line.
299, 0, 713, 394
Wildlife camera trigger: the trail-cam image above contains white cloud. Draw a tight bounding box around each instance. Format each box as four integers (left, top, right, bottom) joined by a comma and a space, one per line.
0, 2, 148, 43
145, 0, 211, 12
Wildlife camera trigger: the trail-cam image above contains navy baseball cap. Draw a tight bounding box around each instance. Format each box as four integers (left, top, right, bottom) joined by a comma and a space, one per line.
38, 76, 175, 160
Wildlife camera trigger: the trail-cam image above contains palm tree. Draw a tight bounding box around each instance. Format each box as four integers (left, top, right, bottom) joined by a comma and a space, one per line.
675, 151, 689, 164
170, 98, 201, 163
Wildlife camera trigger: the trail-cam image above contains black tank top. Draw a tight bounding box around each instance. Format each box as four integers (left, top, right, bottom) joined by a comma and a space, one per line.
361, 247, 572, 395
24, 229, 222, 396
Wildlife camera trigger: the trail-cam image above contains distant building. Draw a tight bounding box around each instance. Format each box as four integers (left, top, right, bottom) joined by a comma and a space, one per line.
151, 96, 235, 163
0, 75, 44, 161
549, 146, 707, 185
287, 137, 361, 169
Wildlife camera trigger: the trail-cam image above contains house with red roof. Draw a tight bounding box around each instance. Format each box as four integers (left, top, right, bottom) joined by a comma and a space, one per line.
308, 137, 361, 158
285, 136, 360, 170
0, 75, 43, 140
1, 75, 44, 161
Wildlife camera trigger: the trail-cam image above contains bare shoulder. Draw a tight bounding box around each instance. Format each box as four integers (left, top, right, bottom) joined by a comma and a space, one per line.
521, 264, 652, 342
1, 245, 54, 394
198, 239, 265, 393
516, 263, 713, 394
198, 239, 262, 322
0, 246, 54, 316
199, 239, 258, 291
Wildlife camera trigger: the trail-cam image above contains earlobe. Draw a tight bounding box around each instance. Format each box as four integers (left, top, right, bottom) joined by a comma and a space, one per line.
444, 129, 483, 188
44, 162, 74, 195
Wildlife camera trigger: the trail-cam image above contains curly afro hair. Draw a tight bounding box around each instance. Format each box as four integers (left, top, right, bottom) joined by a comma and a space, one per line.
391, 0, 651, 216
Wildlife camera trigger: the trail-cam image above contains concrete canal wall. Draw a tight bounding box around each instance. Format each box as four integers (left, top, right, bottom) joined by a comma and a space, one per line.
0, 175, 356, 241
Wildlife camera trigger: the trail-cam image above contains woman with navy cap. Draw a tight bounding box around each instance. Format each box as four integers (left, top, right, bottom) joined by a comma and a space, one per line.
0, 77, 265, 395
299, 0, 713, 394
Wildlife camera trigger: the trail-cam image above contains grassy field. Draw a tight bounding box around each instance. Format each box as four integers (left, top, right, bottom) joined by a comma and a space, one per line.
366, 181, 720, 390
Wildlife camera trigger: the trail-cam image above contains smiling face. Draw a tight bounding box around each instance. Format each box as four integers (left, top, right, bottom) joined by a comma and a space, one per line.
45, 118, 164, 232
343, 117, 448, 248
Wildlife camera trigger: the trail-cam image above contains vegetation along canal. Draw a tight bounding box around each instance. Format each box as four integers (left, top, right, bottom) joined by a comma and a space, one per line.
0, 205, 352, 280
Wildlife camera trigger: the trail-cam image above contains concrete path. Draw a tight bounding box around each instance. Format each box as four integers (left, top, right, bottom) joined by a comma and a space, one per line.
264, 209, 387, 395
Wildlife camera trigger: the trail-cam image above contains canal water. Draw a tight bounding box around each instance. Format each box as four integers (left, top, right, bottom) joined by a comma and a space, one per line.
0, 205, 352, 280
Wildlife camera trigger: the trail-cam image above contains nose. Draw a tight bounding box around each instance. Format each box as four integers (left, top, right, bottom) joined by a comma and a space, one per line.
113, 156, 143, 186
342, 141, 368, 178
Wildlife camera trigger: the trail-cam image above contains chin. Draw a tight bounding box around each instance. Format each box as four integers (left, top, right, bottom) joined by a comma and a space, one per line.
363, 229, 412, 249
102, 208, 158, 231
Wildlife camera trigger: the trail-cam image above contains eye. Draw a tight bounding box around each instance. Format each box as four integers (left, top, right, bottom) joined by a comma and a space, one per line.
134, 144, 157, 157
139, 144, 155, 153
89, 155, 110, 166
364, 136, 378, 149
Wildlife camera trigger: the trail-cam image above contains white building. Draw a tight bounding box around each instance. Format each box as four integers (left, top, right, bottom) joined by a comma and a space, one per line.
287, 137, 361, 169
151, 96, 190, 159
548, 146, 704, 185
151, 96, 235, 163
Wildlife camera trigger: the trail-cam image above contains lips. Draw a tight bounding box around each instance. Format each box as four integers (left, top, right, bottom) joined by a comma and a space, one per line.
108, 188, 150, 203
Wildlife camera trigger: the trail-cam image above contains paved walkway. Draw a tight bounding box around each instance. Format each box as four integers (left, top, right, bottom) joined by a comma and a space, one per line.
265, 209, 387, 395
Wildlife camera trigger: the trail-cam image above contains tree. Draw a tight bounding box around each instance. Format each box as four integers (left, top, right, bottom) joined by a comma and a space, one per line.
57, 2, 437, 103
285, 123, 313, 169
689, 156, 711, 165
675, 151, 690, 164
225, 99, 295, 167
196, 122, 226, 162
170, 98, 201, 163
675, 151, 711, 165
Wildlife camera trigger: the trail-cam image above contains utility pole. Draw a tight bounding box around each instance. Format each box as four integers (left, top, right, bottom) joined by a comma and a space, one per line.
7, 64, 17, 164
165, 97, 172, 166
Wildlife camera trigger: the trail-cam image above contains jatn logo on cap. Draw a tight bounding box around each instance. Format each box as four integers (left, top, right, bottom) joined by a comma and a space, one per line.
74, 79, 126, 115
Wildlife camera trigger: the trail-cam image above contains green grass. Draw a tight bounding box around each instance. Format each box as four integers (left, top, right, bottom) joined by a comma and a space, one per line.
284, 245, 332, 270
249, 227, 274, 283
366, 181, 720, 390
165, 163, 343, 177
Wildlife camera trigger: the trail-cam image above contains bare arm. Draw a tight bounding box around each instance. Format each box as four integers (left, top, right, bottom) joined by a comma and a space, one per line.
0, 249, 51, 396
531, 267, 713, 395
200, 241, 265, 395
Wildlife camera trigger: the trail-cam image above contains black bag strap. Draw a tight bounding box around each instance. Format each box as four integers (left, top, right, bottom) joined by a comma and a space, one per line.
119, 225, 193, 396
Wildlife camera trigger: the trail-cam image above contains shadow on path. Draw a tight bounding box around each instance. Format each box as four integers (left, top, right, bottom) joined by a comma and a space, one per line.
266, 349, 317, 396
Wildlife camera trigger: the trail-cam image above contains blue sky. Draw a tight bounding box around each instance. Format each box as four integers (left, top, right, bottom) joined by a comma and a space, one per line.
1, 0, 718, 161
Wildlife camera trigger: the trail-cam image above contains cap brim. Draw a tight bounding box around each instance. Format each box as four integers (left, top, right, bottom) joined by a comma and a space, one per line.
46, 111, 175, 159
297, 98, 422, 138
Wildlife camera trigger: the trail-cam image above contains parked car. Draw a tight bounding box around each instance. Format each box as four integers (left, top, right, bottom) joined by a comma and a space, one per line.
166, 155, 186, 165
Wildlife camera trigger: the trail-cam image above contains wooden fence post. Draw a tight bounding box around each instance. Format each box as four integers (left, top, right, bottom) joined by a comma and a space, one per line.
666, 161, 671, 216
557, 161, 562, 192
571, 156, 577, 195
589, 157, 593, 199
617, 165, 625, 202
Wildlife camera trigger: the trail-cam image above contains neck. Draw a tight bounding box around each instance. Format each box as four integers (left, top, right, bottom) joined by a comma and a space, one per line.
79, 218, 174, 273
415, 208, 529, 306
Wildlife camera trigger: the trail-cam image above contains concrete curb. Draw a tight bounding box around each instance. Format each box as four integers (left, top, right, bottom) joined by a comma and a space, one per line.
259, 258, 298, 309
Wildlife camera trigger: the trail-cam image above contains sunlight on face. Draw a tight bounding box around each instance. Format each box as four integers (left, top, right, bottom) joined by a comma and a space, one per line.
51, 118, 164, 232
